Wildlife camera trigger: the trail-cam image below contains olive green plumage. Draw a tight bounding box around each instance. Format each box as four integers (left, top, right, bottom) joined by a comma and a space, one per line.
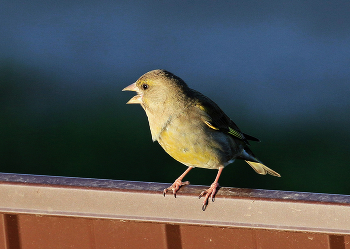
123, 69, 280, 210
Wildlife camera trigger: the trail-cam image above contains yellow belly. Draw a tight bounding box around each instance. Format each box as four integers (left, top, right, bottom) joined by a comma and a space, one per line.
157, 118, 239, 169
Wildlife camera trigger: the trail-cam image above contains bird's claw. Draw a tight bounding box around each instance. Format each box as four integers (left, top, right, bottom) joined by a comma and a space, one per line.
163, 180, 190, 197
202, 203, 208, 211
199, 182, 220, 211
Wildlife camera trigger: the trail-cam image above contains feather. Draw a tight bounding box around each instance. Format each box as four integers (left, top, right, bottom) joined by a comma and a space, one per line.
245, 161, 281, 177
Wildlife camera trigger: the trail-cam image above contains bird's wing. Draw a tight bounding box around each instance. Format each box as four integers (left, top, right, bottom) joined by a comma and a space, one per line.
191, 90, 257, 143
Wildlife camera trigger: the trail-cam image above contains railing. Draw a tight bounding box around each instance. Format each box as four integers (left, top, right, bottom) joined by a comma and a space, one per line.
0, 172, 349, 249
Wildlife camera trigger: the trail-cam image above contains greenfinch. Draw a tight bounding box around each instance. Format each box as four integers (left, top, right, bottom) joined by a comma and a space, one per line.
123, 69, 280, 211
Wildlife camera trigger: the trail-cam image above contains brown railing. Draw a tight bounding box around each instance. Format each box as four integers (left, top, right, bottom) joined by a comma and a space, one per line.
0, 172, 349, 249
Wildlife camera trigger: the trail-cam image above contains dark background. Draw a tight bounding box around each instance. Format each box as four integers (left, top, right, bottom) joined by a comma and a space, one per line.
1, 1, 350, 195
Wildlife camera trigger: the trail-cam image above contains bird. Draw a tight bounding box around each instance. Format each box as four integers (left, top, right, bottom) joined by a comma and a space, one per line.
123, 69, 280, 211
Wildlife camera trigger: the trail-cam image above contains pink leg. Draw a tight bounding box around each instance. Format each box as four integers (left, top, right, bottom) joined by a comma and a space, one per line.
163, 167, 193, 197
199, 167, 224, 211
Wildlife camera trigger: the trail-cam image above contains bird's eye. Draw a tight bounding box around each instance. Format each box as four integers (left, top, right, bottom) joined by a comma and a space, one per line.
142, 84, 149, 90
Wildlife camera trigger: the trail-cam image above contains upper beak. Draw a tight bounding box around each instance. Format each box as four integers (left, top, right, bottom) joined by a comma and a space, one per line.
122, 82, 137, 92
122, 82, 142, 104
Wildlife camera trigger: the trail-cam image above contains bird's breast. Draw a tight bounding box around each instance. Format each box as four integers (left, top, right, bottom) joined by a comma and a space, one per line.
156, 114, 242, 169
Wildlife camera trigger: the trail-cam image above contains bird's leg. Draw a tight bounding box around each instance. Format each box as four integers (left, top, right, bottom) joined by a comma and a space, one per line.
199, 167, 223, 211
163, 167, 193, 197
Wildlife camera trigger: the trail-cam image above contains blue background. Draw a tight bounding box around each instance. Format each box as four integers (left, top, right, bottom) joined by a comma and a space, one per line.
1, 1, 350, 194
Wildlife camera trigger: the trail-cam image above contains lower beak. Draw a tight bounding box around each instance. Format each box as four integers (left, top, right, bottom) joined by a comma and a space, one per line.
122, 82, 142, 104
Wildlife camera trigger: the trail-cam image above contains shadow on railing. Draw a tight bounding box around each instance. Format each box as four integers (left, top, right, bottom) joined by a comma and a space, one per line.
0, 172, 349, 249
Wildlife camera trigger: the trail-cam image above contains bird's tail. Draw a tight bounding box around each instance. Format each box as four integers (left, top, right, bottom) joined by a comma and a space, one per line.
245, 161, 281, 177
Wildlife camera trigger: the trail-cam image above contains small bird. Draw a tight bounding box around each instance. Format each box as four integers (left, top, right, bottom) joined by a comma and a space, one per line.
123, 69, 280, 210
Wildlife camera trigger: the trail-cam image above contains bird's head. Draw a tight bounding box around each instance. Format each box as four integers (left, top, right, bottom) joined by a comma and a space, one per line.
123, 69, 190, 110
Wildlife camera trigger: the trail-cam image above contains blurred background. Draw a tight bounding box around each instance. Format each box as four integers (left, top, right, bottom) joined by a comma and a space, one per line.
1, 1, 350, 195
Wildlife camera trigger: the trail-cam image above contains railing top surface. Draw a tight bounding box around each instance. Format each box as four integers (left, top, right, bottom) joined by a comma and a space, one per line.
1, 172, 350, 235
0, 172, 349, 205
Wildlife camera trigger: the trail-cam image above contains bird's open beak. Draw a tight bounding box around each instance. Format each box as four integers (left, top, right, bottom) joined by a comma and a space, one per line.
122, 82, 142, 104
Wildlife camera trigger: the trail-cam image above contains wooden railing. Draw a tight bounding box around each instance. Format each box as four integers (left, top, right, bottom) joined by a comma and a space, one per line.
0, 172, 349, 249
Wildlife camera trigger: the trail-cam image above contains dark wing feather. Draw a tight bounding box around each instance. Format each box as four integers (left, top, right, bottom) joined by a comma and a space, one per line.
190, 89, 258, 144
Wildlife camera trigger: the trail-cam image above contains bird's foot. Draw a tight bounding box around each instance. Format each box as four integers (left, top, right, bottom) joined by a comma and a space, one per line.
163, 179, 190, 198
199, 182, 220, 211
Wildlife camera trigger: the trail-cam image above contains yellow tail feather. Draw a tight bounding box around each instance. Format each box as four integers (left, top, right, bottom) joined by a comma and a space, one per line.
245, 161, 281, 177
